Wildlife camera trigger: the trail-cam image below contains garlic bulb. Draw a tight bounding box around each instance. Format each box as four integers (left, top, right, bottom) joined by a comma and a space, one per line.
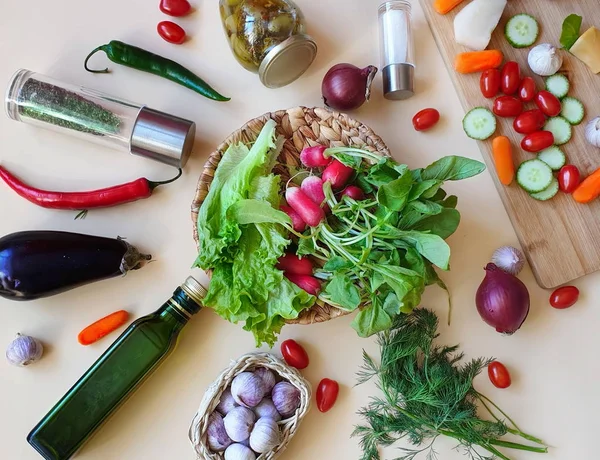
254, 398, 282, 422
528, 44, 563, 76
225, 443, 256, 460
254, 367, 276, 395
491, 246, 525, 276
207, 411, 233, 452
6, 333, 43, 366
217, 388, 239, 415
249, 417, 281, 453
271, 382, 300, 418
224, 406, 256, 442
231, 372, 266, 408
585, 117, 600, 148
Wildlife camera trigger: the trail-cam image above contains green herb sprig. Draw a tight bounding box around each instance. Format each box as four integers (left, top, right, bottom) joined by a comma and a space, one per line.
354, 308, 548, 460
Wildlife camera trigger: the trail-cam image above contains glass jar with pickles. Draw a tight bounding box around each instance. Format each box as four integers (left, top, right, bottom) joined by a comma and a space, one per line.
219, 0, 317, 88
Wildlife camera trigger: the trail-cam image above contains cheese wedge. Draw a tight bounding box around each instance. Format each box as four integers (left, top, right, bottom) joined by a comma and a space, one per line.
571, 27, 600, 74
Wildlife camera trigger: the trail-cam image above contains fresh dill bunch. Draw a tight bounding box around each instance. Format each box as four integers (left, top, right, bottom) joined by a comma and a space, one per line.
353, 308, 548, 460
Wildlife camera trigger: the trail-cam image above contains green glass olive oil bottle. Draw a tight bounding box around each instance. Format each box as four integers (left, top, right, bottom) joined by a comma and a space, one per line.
27, 276, 207, 460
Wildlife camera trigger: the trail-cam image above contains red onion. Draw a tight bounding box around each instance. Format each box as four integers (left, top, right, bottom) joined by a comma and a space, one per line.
322, 64, 378, 111
475, 263, 530, 335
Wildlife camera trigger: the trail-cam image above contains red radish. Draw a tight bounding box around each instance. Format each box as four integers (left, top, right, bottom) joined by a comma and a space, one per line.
277, 254, 314, 276
301, 176, 326, 206
285, 274, 321, 295
300, 145, 331, 168
322, 160, 354, 190
341, 185, 365, 200
285, 187, 325, 227
280, 205, 307, 232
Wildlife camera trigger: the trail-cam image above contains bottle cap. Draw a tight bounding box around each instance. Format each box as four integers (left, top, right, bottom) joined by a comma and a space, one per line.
258, 34, 318, 89
130, 107, 196, 168
383, 63, 414, 100
181, 276, 208, 306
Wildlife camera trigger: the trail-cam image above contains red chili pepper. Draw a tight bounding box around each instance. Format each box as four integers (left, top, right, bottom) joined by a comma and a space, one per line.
0, 166, 182, 214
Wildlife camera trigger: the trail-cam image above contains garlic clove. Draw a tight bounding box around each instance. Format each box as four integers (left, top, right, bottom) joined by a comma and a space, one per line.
224, 443, 256, 460
249, 417, 281, 454
528, 43, 563, 76
253, 367, 276, 395
207, 411, 233, 452
254, 398, 282, 422
585, 117, 600, 148
231, 372, 266, 408
271, 381, 300, 418
217, 388, 239, 416
6, 333, 43, 367
224, 406, 256, 443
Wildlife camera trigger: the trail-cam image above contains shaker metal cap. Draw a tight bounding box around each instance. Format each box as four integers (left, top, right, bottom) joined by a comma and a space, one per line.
383, 63, 415, 100
130, 107, 196, 168
259, 34, 318, 89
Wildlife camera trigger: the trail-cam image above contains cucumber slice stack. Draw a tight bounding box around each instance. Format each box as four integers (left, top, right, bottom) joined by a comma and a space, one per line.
530, 178, 559, 201
517, 159, 553, 193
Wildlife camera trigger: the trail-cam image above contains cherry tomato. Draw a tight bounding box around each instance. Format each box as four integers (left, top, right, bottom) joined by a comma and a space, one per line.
535, 91, 562, 117
159, 0, 192, 17
521, 131, 554, 153
558, 165, 581, 194
280, 339, 309, 369
518, 77, 536, 102
488, 361, 511, 389
157, 21, 187, 44
513, 109, 546, 134
412, 108, 440, 131
550, 286, 580, 309
493, 96, 523, 118
480, 69, 501, 99
501, 61, 521, 95
316, 378, 339, 413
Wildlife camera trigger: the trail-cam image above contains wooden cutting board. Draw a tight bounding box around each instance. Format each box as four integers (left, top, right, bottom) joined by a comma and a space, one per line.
419, 0, 600, 288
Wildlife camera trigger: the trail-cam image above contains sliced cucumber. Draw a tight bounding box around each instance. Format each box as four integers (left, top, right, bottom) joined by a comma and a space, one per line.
463, 108, 497, 140
505, 14, 540, 48
517, 159, 553, 193
544, 117, 572, 145
530, 178, 559, 201
561, 97, 585, 125
537, 146, 566, 171
545, 74, 570, 99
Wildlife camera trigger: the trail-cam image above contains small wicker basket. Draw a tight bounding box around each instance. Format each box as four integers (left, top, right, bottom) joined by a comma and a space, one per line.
191, 106, 391, 325
189, 352, 311, 460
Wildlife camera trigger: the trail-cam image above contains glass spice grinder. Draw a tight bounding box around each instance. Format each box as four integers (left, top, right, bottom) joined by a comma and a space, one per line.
219, 0, 318, 88
5, 69, 196, 168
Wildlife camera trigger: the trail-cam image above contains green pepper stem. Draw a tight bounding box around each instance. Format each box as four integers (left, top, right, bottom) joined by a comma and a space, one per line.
148, 168, 183, 190
84, 45, 111, 74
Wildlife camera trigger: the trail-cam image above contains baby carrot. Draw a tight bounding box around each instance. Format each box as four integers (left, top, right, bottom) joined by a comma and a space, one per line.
455, 50, 504, 74
492, 136, 515, 186
573, 167, 600, 203
78, 310, 130, 346
434, 0, 465, 14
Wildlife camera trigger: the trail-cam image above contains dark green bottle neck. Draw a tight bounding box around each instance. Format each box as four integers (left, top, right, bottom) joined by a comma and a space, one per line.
156, 286, 203, 324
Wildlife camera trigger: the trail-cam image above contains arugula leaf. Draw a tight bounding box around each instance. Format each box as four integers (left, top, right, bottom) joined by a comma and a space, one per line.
442, 195, 458, 209
407, 200, 444, 215
560, 14, 582, 50
430, 188, 447, 202
366, 158, 408, 186
382, 292, 400, 316
354, 173, 375, 194
373, 265, 424, 313
227, 199, 291, 225
335, 153, 363, 169
325, 273, 361, 311
411, 208, 461, 239
351, 301, 392, 338
323, 256, 354, 271
377, 171, 413, 211
408, 180, 442, 202
398, 231, 451, 270
296, 237, 316, 255
422, 156, 486, 181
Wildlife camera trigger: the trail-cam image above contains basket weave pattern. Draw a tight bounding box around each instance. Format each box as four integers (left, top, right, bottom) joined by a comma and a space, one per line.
191, 106, 391, 325
189, 353, 311, 460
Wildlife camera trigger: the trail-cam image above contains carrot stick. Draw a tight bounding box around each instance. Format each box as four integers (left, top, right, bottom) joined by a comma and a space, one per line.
434, 0, 465, 14
492, 136, 515, 186
573, 168, 600, 203
455, 50, 504, 74
78, 310, 130, 346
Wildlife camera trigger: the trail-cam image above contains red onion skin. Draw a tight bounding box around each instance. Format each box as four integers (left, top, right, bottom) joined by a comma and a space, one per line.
476, 263, 530, 335
322, 64, 378, 111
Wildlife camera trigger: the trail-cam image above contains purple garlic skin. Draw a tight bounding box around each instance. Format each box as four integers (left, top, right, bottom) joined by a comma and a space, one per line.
231, 372, 266, 408
224, 406, 256, 443
207, 411, 233, 452
217, 388, 239, 415
271, 382, 300, 418
254, 367, 276, 395
254, 398, 281, 422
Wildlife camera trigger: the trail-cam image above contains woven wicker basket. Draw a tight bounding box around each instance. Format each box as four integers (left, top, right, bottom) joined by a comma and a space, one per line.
189, 352, 311, 460
191, 106, 391, 325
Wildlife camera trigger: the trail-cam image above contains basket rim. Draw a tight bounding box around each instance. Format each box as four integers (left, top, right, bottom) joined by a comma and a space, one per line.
191, 106, 391, 326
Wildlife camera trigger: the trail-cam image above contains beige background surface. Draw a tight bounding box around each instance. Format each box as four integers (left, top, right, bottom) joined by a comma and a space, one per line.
0, 0, 596, 459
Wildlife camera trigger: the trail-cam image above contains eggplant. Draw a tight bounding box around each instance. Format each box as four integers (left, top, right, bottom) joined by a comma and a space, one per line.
0, 231, 151, 301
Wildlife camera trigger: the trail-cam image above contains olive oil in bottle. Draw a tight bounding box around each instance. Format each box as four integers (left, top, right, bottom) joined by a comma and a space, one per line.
27, 276, 207, 460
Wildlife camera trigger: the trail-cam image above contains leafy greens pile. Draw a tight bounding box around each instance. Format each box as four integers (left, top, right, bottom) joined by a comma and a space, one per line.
194, 120, 314, 346
354, 308, 548, 460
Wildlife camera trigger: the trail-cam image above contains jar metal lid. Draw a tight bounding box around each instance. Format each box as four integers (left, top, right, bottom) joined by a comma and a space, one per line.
130, 107, 196, 168
383, 63, 414, 100
258, 34, 318, 89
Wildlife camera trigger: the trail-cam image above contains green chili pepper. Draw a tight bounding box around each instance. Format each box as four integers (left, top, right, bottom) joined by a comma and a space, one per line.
84, 40, 230, 102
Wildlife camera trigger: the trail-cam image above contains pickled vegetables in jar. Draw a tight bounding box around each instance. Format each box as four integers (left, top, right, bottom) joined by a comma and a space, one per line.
219, 0, 317, 88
